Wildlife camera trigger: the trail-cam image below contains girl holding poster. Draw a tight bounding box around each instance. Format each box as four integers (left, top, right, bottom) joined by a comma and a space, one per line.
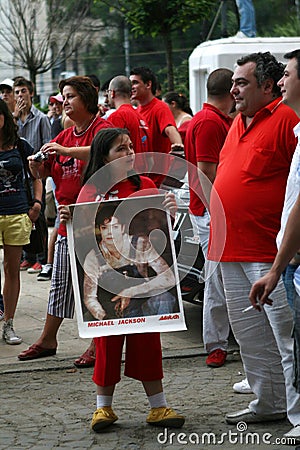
60, 127, 185, 432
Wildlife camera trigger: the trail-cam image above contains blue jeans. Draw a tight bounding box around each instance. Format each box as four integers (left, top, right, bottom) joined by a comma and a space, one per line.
236, 0, 256, 37
282, 264, 299, 310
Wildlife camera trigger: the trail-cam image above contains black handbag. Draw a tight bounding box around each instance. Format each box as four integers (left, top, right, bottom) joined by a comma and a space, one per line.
23, 212, 47, 254
17, 139, 47, 254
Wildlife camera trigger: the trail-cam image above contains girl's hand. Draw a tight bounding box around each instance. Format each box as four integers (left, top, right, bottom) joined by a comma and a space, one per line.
163, 192, 178, 217
58, 204, 71, 223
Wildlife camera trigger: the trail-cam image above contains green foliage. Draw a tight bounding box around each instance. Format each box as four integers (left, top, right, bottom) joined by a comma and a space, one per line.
273, 16, 300, 37
157, 59, 190, 97
117, 0, 215, 36
254, 0, 297, 36
94, 0, 214, 89
88, 0, 300, 94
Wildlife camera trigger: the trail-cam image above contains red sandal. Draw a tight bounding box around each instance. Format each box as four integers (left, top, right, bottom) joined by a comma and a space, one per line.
74, 348, 96, 368
18, 344, 57, 361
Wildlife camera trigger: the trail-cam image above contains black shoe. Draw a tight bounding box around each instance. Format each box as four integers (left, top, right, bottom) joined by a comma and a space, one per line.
37, 264, 53, 281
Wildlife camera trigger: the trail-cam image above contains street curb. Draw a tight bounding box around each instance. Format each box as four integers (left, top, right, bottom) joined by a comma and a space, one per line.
0, 346, 240, 375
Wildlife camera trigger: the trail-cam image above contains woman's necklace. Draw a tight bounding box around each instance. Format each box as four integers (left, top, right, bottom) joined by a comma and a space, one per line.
73, 115, 97, 137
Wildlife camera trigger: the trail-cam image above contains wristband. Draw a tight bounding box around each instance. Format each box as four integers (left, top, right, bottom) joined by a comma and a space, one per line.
33, 199, 42, 206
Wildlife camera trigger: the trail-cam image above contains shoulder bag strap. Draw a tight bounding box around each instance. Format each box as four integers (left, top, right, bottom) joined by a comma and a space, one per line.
16, 138, 34, 205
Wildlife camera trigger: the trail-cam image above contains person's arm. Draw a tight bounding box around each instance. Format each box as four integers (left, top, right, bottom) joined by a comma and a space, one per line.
28, 178, 43, 223
197, 161, 218, 206
197, 161, 218, 184
249, 193, 300, 310
164, 125, 184, 153
83, 251, 108, 320
39, 141, 91, 161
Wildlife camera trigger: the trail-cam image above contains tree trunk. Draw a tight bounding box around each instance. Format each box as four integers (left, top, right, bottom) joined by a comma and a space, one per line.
29, 70, 38, 103
162, 31, 174, 91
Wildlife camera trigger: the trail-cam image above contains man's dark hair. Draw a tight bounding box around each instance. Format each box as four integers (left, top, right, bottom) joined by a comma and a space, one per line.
130, 66, 157, 95
206, 68, 234, 97
13, 77, 34, 94
59, 76, 98, 114
284, 49, 300, 80
236, 52, 284, 96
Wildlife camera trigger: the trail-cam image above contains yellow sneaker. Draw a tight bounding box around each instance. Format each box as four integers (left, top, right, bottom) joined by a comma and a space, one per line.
91, 406, 118, 432
146, 407, 185, 428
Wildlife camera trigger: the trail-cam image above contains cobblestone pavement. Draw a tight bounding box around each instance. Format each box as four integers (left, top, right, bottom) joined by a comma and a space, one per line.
1, 254, 299, 449
0, 354, 298, 450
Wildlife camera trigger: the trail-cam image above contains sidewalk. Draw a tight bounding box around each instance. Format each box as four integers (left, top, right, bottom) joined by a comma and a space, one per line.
0, 265, 298, 449
0, 266, 213, 372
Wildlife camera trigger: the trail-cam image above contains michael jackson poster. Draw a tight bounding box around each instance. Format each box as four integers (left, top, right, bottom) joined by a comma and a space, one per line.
67, 194, 186, 337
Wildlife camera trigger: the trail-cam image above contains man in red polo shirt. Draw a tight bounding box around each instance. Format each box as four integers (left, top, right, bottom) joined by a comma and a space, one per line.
130, 66, 183, 187
185, 68, 235, 369
208, 52, 300, 431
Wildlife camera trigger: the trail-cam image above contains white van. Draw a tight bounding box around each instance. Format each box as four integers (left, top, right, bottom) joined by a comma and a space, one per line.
189, 36, 300, 113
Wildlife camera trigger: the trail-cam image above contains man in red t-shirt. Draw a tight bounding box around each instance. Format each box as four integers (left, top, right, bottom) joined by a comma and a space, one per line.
185, 68, 234, 369
106, 75, 150, 175
130, 66, 183, 187
208, 52, 300, 430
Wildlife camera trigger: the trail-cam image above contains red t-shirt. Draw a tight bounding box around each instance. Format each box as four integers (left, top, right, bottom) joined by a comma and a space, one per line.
185, 103, 232, 216
108, 104, 149, 154
44, 116, 112, 236
108, 104, 149, 174
207, 98, 298, 262
77, 176, 157, 203
138, 97, 176, 187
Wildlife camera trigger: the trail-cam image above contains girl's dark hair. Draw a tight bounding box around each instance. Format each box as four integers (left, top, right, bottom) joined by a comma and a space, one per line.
83, 127, 141, 190
59, 76, 99, 115
163, 91, 193, 116
0, 99, 19, 148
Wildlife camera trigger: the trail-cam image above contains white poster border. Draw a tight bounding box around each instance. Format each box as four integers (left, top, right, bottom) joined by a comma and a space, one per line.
67, 195, 187, 338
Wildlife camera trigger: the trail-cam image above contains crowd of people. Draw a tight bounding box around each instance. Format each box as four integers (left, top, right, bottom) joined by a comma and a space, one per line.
1, 44, 300, 442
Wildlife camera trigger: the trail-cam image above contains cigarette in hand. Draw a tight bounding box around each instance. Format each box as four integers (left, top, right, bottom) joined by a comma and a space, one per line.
242, 305, 256, 313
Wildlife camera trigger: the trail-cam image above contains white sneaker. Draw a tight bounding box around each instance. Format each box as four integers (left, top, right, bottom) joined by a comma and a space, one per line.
233, 378, 253, 394
2, 319, 22, 345
234, 31, 248, 39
